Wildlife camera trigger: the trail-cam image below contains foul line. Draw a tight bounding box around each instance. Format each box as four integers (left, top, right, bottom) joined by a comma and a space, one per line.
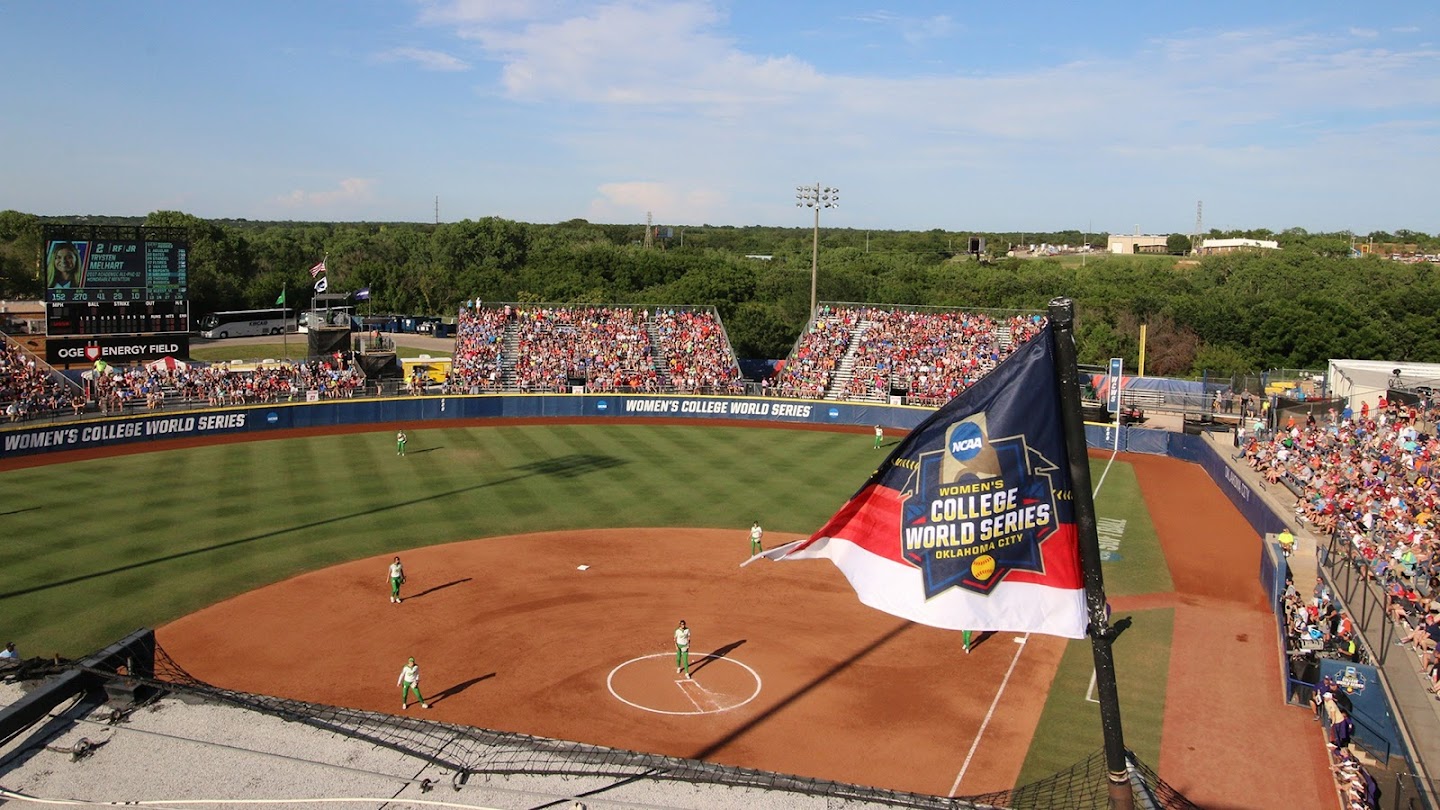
948, 633, 1029, 797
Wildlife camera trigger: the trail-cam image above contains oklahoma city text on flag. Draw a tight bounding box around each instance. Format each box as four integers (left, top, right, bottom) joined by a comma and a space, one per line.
769, 323, 1086, 638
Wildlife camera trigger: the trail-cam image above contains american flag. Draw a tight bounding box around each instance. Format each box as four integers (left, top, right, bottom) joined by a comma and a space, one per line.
310, 260, 327, 277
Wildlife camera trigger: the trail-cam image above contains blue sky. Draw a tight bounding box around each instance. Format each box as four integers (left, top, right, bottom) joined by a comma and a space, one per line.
3, 1, 1437, 234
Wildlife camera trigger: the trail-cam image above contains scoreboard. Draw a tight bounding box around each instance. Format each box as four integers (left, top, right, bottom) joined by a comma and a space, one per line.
44, 225, 190, 340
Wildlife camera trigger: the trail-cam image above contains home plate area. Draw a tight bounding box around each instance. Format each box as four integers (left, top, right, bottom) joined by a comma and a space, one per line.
607, 652, 762, 716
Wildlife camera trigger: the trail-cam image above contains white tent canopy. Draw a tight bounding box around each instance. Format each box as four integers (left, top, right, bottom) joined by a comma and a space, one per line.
1327, 359, 1440, 410
145, 356, 189, 373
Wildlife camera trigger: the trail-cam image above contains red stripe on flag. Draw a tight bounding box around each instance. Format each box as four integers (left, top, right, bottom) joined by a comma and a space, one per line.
1005, 524, 1083, 588
803, 483, 907, 565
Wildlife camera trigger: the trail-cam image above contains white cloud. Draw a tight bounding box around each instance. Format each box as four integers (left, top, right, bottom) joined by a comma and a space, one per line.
1349, 27, 1380, 38
410, 4, 1440, 230
377, 47, 471, 72
273, 178, 378, 209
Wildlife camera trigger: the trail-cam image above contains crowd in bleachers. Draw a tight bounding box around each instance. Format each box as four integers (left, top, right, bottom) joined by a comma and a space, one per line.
1283, 572, 1365, 664
0, 340, 81, 422
1240, 398, 1439, 625
767, 306, 866, 399
449, 306, 508, 393
1241, 396, 1440, 710
511, 306, 658, 393
449, 304, 748, 395
653, 309, 743, 394
1314, 684, 1381, 809
91, 358, 366, 412
1285, 570, 1382, 808
848, 310, 1045, 405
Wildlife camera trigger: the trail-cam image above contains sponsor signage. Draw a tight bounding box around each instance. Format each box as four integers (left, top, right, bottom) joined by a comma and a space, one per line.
1106, 357, 1123, 414
1, 411, 251, 457
47, 335, 190, 365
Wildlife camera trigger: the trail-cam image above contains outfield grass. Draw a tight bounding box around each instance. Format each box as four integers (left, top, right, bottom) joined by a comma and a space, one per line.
1091, 456, 1172, 597
188, 342, 451, 363
1014, 607, 1174, 785
1, 425, 889, 656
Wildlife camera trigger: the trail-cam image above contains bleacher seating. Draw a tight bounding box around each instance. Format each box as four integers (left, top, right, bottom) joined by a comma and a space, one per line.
771, 305, 1044, 405
1, 338, 83, 422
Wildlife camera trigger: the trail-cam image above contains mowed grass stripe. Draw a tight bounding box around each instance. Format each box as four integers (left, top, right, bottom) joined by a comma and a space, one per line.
1013, 607, 1173, 788
1093, 459, 1173, 597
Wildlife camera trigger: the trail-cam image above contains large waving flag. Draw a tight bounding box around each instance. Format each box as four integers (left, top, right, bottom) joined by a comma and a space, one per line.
768, 323, 1086, 638
310, 259, 327, 277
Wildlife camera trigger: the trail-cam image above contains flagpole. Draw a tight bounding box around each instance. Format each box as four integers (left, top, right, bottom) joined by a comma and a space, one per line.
281, 284, 289, 361
1048, 297, 1134, 810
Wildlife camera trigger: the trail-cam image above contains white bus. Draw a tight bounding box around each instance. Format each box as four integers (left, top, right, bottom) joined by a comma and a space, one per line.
197, 308, 298, 339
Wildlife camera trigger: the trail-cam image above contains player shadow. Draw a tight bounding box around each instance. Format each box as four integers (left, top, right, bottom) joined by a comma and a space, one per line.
690, 639, 747, 676
0, 506, 41, 516
428, 672, 495, 705
409, 446, 443, 455
406, 577, 472, 600
967, 631, 994, 652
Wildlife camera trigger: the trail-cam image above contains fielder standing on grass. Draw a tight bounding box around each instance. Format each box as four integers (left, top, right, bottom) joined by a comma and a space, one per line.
388, 556, 406, 603
398, 656, 429, 709
749, 521, 763, 556
675, 619, 691, 679
396, 430, 407, 456
874, 424, 884, 450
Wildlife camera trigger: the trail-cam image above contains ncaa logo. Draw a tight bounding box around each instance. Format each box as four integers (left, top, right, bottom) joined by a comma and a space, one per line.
596, 400, 608, 412
949, 421, 985, 461
266, 412, 279, 424
827, 407, 839, 419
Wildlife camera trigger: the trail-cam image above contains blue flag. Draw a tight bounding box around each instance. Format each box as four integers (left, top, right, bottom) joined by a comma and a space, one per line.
770, 322, 1087, 638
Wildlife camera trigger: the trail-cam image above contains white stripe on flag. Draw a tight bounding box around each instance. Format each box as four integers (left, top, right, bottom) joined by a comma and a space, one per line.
783, 536, 1086, 638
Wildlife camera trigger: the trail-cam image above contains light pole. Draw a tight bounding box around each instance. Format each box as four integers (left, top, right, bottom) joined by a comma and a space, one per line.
796, 183, 838, 315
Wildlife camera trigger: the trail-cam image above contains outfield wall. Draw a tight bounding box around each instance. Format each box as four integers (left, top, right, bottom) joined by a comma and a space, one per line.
0, 395, 936, 459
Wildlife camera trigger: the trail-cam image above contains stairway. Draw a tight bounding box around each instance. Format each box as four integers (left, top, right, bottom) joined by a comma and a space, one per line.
499, 319, 520, 390
825, 318, 879, 401
644, 320, 672, 389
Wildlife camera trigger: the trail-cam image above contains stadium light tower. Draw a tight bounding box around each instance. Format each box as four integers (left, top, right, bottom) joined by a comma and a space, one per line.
796, 183, 839, 315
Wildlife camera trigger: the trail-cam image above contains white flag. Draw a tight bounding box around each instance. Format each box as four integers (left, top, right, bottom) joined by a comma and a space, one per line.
314, 276, 328, 293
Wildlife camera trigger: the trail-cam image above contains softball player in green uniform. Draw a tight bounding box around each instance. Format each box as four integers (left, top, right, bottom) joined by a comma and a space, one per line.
398, 657, 429, 709
396, 430, 407, 456
874, 424, 884, 449
749, 522, 763, 555
962, 630, 972, 654
675, 619, 691, 679
388, 556, 406, 603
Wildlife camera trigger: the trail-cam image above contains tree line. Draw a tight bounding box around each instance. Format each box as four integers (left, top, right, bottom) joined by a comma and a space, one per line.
2, 208, 1437, 376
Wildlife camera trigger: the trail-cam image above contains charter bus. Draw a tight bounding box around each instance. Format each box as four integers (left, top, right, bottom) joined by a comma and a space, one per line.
196, 308, 298, 339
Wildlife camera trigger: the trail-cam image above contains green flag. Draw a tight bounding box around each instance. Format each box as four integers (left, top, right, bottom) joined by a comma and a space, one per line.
275, 290, 286, 305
